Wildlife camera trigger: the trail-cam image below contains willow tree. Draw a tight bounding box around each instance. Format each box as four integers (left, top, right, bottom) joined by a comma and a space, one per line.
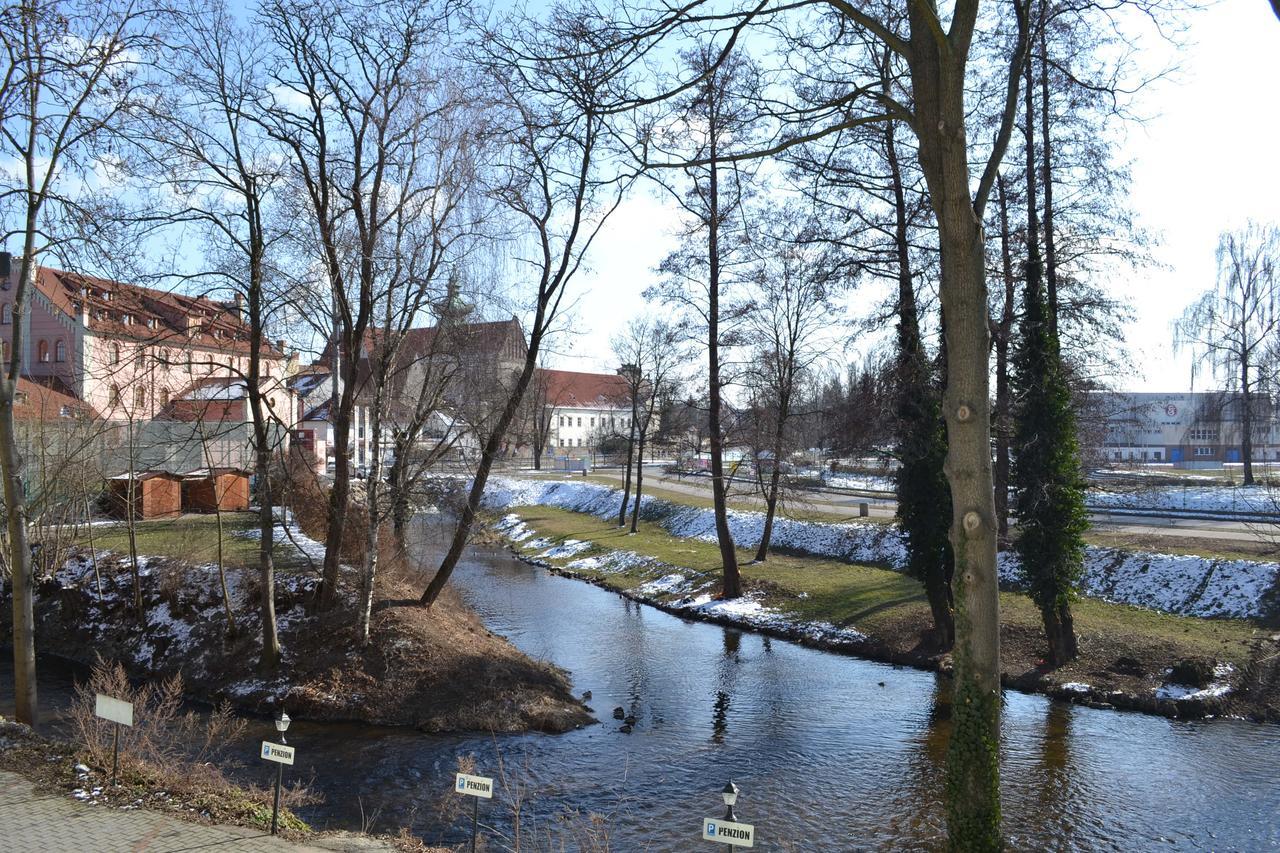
1174, 223, 1280, 486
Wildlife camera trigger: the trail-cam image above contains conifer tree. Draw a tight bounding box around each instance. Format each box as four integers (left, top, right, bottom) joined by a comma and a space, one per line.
1010, 264, 1088, 666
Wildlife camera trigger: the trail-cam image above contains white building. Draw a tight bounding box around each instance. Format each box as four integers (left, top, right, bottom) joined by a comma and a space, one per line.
540, 368, 634, 452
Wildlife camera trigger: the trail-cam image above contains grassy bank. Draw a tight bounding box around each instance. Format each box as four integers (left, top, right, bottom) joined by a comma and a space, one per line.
501, 504, 1280, 720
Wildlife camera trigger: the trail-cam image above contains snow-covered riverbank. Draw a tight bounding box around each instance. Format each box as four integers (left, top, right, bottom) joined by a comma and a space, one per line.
481, 476, 1280, 620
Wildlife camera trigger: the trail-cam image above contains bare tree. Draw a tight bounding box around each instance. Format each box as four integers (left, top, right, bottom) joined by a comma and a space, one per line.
257, 0, 459, 611
647, 46, 763, 600
1175, 222, 1280, 486
0, 0, 167, 725
417, 8, 633, 606
613, 316, 681, 533
139, 0, 288, 668
743, 212, 831, 562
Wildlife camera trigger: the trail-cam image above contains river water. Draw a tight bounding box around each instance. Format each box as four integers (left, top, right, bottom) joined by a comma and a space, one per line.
5, 528, 1280, 850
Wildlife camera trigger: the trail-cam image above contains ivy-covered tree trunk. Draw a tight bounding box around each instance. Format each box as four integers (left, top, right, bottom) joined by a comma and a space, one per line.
886, 120, 954, 649
1010, 267, 1086, 666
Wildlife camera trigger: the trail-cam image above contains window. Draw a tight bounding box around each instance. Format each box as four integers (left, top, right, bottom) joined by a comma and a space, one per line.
1193, 446, 1213, 457
136, 347, 146, 368
590, 417, 595, 427
161, 348, 171, 364
1189, 428, 1217, 442
109, 384, 120, 407
1154, 451, 1162, 461
577, 437, 582, 447
558, 416, 564, 427
1, 303, 10, 324
36, 340, 48, 362
134, 386, 146, 409
54, 339, 65, 362
559, 438, 565, 447
2, 341, 8, 361
159, 387, 170, 407
577, 417, 582, 427
111, 343, 121, 364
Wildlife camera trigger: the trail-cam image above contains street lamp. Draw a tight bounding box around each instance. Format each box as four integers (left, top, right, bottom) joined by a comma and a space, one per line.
271, 711, 291, 836
720, 782, 739, 853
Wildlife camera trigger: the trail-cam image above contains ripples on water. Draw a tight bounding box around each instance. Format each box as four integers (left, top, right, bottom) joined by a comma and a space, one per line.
4, 519, 1279, 851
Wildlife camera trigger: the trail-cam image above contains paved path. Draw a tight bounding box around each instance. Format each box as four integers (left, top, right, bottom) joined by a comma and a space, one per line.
0, 770, 391, 853
580, 467, 1273, 544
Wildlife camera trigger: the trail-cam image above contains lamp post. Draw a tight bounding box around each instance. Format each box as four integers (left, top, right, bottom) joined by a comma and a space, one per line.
721, 781, 738, 853
271, 711, 290, 836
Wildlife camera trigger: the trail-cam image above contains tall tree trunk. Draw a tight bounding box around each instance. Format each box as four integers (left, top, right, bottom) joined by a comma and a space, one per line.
993, 176, 1016, 543
630, 430, 646, 533
319, 351, 356, 610
618, 403, 636, 526
420, 333, 546, 606
358, 389, 385, 644
1241, 364, 1254, 485
707, 148, 742, 599
910, 9, 1006, 846
887, 110, 954, 646
1038, 26, 1060, 335
246, 236, 280, 669
0, 390, 36, 726
754, 396, 789, 563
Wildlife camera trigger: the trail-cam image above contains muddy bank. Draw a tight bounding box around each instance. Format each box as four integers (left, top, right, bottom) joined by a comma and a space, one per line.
1, 540, 592, 735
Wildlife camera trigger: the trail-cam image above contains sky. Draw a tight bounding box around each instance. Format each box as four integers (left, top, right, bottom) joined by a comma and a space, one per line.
546, 0, 1280, 393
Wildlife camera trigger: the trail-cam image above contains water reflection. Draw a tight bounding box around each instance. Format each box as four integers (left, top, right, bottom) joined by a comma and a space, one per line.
712, 690, 730, 744
4, 517, 1279, 851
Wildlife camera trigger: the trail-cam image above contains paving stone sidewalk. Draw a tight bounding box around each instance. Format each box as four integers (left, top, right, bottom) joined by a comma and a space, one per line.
0, 770, 395, 852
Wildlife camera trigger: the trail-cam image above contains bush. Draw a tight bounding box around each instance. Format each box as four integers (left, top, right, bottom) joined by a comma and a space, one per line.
71, 657, 246, 790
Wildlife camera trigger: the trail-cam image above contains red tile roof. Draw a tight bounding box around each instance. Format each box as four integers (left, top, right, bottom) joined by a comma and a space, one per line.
12, 377, 97, 420
32, 267, 284, 358
537, 368, 630, 408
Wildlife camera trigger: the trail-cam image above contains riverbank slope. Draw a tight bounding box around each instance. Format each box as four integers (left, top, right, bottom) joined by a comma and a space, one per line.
0, 513, 591, 734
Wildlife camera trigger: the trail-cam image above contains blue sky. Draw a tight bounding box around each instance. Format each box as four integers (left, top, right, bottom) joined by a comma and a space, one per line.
549, 0, 1280, 393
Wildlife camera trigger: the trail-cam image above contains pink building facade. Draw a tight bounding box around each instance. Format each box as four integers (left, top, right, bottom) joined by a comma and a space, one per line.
0, 264, 296, 429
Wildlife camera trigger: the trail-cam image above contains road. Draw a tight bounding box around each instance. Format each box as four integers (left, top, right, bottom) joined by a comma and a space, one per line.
579, 465, 1276, 546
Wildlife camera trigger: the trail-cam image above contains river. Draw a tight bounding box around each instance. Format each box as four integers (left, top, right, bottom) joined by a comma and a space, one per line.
4, 526, 1280, 850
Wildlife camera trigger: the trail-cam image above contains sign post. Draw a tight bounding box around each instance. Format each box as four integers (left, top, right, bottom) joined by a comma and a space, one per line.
262, 711, 293, 836
703, 780, 755, 849
94, 693, 133, 787
454, 772, 493, 852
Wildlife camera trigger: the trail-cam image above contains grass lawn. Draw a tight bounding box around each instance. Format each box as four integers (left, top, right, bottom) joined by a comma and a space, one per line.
508, 504, 1263, 668
82, 513, 311, 571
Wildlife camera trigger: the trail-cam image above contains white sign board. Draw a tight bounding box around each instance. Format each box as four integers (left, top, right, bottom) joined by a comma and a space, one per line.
455, 772, 494, 799
95, 693, 133, 727
703, 818, 755, 848
260, 741, 295, 765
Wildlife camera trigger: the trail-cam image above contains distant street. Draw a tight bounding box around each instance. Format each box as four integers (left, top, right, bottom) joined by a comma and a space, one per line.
578, 465, 1276, 546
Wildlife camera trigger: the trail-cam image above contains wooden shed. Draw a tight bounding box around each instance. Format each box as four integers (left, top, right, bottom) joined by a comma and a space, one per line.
182, 469, 251, 513
106, 472, 183, 520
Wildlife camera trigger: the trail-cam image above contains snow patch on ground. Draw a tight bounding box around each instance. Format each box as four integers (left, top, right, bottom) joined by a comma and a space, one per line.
538, 539, 592, 559
636, 573, 692, 596
236, 521, 328, 563
485, 475, 1280, 620
1087, 483, 1275, 514
1155, 664, 1236, 701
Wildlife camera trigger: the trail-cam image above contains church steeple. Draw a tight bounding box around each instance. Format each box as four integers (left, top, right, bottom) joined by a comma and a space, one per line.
434, 271, 473, 326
